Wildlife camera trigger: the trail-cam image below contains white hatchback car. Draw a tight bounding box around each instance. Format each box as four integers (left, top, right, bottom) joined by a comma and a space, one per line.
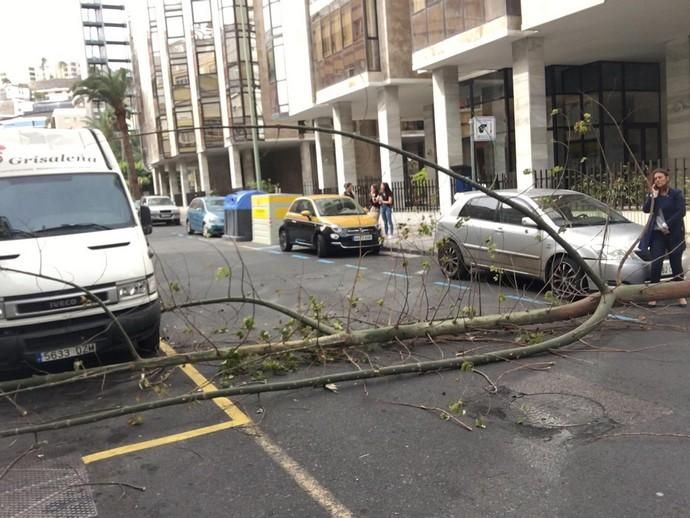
434, 188, 688, 298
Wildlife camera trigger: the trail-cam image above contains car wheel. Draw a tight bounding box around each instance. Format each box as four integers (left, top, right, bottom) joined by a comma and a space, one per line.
279, 229, 292, 251
186, 220, 194, 235
316, 234, 329, 258
136, 326, 160, 358
549, 256, 587, 300
438, 239, 466, 279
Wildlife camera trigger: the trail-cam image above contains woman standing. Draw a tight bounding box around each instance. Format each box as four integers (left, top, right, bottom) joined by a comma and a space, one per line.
368, 183, 381, 218
378, 182, 394, 237
641, 168, 687, 307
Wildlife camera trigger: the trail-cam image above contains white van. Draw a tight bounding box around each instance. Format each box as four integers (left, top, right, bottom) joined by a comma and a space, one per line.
0, 128, 160, 372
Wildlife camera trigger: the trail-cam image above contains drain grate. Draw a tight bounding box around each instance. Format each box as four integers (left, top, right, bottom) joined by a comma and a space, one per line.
509, 393, 606, 429
0, 456, 97, 518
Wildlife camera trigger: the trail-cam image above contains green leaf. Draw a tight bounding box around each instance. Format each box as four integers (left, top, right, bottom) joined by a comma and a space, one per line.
215, 266, 232, 280
243, 316, 255, 331
448, 400, 464, 414
474, 416, 487, 429
168, 281, 180, 293
460, 361, 474, 372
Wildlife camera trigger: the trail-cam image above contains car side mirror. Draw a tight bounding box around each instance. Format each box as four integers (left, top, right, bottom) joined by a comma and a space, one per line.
521, 216, 538, 228
140, 205, 153, 235
300, 210, 312, 219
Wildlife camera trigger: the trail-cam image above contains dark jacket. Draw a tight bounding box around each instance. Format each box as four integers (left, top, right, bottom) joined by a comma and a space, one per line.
640, 187, 686, 253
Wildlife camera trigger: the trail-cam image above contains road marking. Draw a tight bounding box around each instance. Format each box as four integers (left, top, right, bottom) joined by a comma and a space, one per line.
318, 259, 336, 264
433, 281, 469, 290
414, 270, 427, 275
345, 264, 367, 270
291, 254, 311, 260
250, 428, 353, 518
268, 250, 283, 255
381, 251, 422, 258
384, 271, 409, 279
82, 421, 240, 464
608, 314, 641, 322
503, 294, 548, 305
159, 342, 250, 423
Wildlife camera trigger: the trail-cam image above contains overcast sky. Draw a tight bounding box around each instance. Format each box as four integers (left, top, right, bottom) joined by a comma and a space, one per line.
0, 0, 85, 82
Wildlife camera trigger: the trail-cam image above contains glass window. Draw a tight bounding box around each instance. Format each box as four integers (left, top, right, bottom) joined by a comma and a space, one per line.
624, 63, 659, 91
426, 1, 443, 45
364, 0, 377, 37
500, 200, 533, 225
198, 74, 218, 95
197, 51, 217, 74
532, 193, 628, 227
331, 10, 342, 53
313, 22, 323, 61
412, 0, 425, 13
460, 196, 498, 221
625, 91, 659, 123
166, 15, 184, 38
192, 0, 212, 22
321, 17, 331, 57
342, 7, 352, 47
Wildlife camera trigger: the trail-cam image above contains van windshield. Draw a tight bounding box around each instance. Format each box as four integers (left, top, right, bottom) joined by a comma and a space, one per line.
0, 173, 135, 240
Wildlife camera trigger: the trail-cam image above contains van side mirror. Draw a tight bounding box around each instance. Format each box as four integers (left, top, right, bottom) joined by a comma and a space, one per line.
140, 205, 153, 235
521, 216, 538, 228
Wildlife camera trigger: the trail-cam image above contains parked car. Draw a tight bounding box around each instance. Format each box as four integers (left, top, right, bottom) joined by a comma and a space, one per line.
186, 196, 225, 237
434, 188, 690, 298
140, 195, 180, 225
279, 195, 380, 257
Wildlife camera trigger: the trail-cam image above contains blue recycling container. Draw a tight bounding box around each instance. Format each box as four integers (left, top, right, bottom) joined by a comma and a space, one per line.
224, 190, 264, 240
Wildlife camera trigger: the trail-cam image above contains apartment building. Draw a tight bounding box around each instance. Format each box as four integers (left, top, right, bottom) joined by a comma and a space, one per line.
130, 0, 310, 205
267, 0, 690, 211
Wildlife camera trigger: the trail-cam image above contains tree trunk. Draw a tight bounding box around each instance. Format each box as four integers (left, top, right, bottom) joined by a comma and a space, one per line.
117, 111, 140, 200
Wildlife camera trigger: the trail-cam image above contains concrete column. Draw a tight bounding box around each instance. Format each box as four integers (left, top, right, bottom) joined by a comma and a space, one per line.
300, 141, 315, 191
665, 35, 690, 160
332, 102, 357, 189
512, 37, 549, 190
240, 149, 256, 187
167, 167, 179, 201
197, 152, 211, 194
432, 66, 463, 213
355, 120, 380, 183
377, 86, 404, 184
229, 147, 243, 189
179, 163, 190, 207
423, 104, 437, 182
314, 118, 337, 191
150, 167, 159, 195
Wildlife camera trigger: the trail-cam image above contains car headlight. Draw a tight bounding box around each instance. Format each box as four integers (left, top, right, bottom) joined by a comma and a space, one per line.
0, 302, 5, 320
146, 275, 157, 295
204, 214, 219, 224
117, 279, 147, 300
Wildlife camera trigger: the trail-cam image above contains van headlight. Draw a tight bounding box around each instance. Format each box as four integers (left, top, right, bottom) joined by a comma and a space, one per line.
146, 275, 157, 295
117, 279, 147, 300
0, 302, 5, 320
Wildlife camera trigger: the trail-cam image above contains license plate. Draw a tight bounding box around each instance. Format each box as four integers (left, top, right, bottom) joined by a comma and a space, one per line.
38, 342, 97, 363
353, 234, 372, 241
661, 262, 672, 276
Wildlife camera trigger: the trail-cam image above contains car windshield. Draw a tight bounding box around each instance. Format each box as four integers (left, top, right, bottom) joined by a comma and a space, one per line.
147, 197, 175, 206
0, 173, 135, 240
207, 198, 225, 210
314, 198, 366, 216
532, 193, 629, 227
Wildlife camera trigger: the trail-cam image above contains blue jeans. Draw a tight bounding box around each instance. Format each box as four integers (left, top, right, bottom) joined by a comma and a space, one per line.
649, 230, 684, 283
380, 205, 393, 235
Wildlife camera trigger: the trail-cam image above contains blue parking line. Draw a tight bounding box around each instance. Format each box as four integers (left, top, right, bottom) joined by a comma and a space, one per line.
317, 259, 335, 264
384, 272, 409, 279
608, 314, 641, 322
345, 264, 368, 270
291, 254, 310, 260
504, 294, 549, 305
433, 281, 469, 290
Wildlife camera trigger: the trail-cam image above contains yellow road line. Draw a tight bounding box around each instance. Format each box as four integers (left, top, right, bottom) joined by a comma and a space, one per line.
82, 421, 240, 464
159, 340, 251, 425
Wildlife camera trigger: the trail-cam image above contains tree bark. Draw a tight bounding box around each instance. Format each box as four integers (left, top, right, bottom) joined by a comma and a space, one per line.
117, 110, 140, 200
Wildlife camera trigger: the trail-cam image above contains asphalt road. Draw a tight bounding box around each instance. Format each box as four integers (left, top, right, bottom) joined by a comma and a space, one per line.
1, 224, 689, 517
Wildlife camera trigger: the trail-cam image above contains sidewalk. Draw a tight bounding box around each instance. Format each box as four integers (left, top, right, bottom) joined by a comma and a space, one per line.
380, 223, 437, 256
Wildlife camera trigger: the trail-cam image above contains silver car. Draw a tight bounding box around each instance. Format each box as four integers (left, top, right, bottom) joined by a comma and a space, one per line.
435, 188, 689, 298
140, 195, 180, 225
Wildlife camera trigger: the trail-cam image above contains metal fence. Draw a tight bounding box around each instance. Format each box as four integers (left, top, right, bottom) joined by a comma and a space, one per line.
532, 158, 689, 210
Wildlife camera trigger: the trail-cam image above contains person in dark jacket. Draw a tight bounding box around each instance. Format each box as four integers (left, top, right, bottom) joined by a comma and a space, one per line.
343, 182, 355, 199
641, 168, 687, 307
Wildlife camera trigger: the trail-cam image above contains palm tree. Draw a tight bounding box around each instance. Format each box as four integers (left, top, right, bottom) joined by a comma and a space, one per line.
73, 68, 140, 199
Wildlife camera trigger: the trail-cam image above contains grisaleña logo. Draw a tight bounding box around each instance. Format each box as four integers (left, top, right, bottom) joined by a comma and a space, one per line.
0, 150, 98, 165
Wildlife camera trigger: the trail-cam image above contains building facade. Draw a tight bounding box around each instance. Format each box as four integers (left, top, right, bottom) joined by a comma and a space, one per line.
269, 0, 690, 211
130, 0, 310, 204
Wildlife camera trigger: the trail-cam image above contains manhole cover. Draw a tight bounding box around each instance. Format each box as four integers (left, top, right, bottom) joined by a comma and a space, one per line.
509, 393, 606, 428
0, 455, 97, 518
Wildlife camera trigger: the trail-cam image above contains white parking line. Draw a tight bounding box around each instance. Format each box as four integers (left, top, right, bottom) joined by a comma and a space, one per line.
381, 251, 422, 258
291, 254, 311, 260
384, 272, 409, 279
317, 259, 336, 264
433, 281, 469, 290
